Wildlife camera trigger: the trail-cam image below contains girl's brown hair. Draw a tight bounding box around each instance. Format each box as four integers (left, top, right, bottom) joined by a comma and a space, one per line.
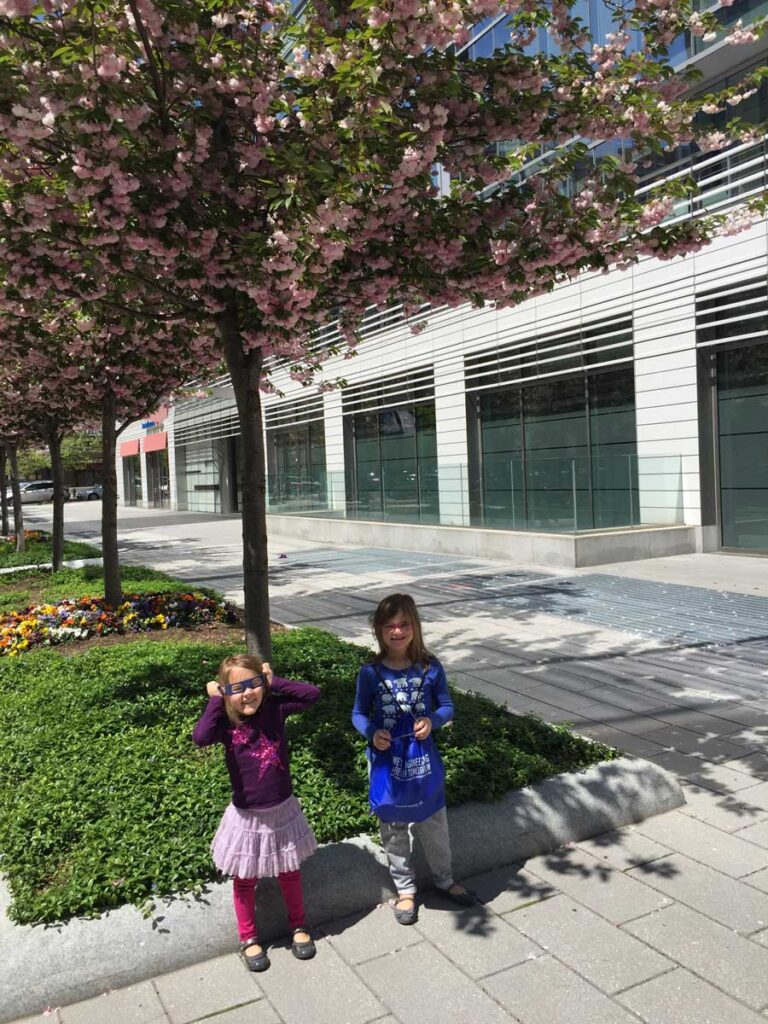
370, 593, 432, 667
217, 653, 265, 725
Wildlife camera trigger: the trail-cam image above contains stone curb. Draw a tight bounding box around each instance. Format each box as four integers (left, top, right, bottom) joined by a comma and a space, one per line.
0, 755, 683, 1023
0, 557, 103, 576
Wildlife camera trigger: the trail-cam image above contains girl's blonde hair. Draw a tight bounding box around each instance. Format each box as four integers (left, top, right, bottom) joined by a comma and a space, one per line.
218, 653, 265, 725
370, 593, 432, 667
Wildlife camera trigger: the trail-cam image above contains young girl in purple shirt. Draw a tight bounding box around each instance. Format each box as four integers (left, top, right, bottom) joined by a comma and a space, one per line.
193, 653, 320, 972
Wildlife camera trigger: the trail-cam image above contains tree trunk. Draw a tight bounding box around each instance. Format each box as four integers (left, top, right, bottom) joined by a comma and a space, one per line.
0, 446, 8, 537
8, 445, 25, 552
101, 393, 122, 608
217, 296, 271, 659
48, 430, 65, 571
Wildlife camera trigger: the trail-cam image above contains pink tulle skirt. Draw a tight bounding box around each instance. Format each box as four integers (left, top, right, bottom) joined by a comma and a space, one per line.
211, 795, 317, 879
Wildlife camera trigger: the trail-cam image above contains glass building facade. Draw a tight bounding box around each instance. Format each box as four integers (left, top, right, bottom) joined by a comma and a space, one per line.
717, 344, 768, 552
344, 403, 439, 523
266, 421, 327, 511
470, 367, 638, 532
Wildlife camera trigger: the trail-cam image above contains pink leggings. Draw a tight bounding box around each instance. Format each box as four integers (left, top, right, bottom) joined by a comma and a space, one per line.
233, 870, 306, 943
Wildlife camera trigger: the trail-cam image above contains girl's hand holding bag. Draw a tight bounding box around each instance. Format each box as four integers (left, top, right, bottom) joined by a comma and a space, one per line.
368, 667, 446, 823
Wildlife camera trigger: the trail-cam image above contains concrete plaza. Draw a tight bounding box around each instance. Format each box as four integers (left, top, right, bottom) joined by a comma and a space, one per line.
10, 504, 768, 1024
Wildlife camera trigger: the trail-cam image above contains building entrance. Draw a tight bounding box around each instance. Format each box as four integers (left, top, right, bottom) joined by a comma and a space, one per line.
146, 449, 170, 509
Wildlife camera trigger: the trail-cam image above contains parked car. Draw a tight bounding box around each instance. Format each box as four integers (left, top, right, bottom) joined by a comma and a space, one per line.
72, 484, 102, 501
3, 481, 70, 503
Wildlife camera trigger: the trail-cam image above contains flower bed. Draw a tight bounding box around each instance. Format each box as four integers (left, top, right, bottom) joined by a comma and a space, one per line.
0, 591, 238, 656
0, 530, 47, 547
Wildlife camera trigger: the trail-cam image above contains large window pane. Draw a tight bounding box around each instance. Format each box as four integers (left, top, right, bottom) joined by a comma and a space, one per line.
480, 391, 522, 527
718, 344, 768, 551
474, 366, 638, 532
267, 421, 327, 511
348, 402, 439, 523
589, 368, 638, 527
524, 376, 589, 529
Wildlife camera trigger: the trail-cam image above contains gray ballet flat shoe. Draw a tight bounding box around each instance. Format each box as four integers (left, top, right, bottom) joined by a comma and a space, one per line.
240, 939, 270, 972
391, 895, 418, 925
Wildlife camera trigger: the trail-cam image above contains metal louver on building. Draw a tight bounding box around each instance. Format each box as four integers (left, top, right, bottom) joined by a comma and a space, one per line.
264, 394, 326, 429
341, 365, 435, 415
464, 312, 634, 391
173, 395, 242, 448
696, 275, 768, 349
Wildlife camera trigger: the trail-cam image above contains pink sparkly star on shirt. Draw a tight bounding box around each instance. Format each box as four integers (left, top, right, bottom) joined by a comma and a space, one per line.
230, 726, 251, 746
247, 736, 284, 780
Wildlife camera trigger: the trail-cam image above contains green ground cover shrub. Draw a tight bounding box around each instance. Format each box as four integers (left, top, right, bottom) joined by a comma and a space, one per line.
0, 629, 617, 925
0, 530, 100, 569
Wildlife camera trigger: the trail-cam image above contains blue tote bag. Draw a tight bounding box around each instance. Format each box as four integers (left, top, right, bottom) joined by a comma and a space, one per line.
368, 684, 446, 823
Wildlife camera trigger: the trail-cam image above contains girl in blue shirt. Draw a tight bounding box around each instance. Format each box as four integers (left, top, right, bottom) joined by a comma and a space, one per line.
352, 593, 475, 924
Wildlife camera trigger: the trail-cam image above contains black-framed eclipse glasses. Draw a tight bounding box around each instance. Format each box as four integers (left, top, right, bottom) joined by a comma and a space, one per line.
222, 674, 267, 697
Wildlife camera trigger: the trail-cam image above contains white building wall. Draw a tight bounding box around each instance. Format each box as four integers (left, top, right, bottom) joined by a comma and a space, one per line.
162, 209, 768, 550
323, 389, 345, 511
166, 405, 178, 511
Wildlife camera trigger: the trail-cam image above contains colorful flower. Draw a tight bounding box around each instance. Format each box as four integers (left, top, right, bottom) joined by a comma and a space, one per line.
0, 591, 237, 656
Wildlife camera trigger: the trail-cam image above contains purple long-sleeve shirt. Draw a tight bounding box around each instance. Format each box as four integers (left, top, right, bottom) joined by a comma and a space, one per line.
192, 676, 320, 810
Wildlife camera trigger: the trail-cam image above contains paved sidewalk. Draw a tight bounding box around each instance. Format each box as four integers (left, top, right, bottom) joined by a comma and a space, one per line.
12, 506, 768, 1024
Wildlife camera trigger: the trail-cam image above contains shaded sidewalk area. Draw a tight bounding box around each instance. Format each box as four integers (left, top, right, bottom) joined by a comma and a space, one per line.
11, 508, 768, 1023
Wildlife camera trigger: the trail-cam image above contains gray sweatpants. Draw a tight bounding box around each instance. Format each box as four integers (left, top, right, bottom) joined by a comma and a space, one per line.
380, 807, 454, 895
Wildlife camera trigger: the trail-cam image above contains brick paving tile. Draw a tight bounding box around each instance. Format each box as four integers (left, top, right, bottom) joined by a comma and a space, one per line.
649, 752, 761, 794
254, 938, 385, 1024
623, 903, 768, 1009
618, 967, 768, 1024
626, 853, 768, 932
358, 941, 515, 1024
412, 899, 541, 980
677, 785, 768, 833
186, 1004, 279, 1024
59, 982, 166, 1024
724, 751, 768, 779
152, 954, 264, 1024
734, 818, 768, 848
465, 865, 559, 916
642, 726, 755, 763
524, 847, 672, 924
481, 953, 640, 1024
322, 904, 423, 966
573, 826, 671, 872
505, 894, 672, 994
634, 810, 768, 878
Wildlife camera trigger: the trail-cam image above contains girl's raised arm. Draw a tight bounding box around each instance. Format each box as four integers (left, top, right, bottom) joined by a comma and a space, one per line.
271, 676, 321, 717
192, 693, 227, 746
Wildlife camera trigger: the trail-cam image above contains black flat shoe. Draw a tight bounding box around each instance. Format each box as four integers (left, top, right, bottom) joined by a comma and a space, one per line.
291, 927, 317, 960
435, 884, 477, 908
392, 895, 418, 925
240, 940, 270, 972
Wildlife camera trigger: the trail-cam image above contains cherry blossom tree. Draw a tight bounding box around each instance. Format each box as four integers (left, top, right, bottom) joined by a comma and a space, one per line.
1, 307, 220, 596
0, 333, 91, 565
0, 0, 765, 654
0, 412, 37, 553
0, 446, 9, 536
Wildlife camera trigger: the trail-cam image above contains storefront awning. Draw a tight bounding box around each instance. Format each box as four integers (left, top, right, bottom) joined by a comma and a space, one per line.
143, 432, 167, 453
119, 439, 140, 457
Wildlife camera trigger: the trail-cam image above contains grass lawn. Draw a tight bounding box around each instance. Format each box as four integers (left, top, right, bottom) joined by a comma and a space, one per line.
0, 564, 221, 613
0, 530, 101, 571
0, 626, 618, 925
